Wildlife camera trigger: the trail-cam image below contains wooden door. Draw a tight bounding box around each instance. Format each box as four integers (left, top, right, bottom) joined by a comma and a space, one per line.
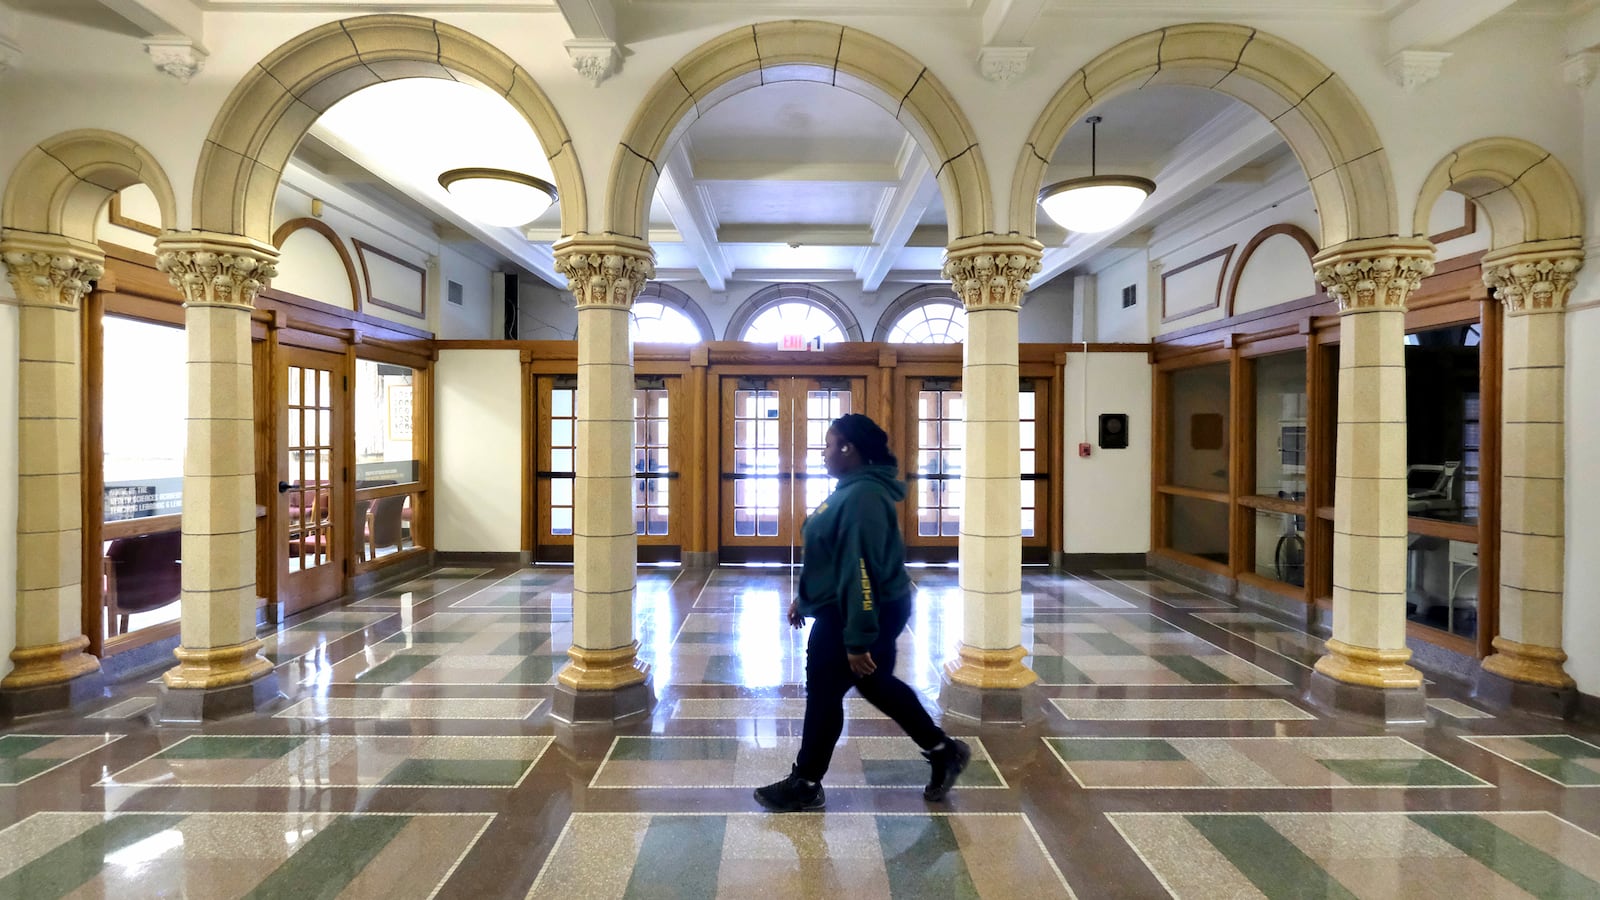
718, 375, 864, 560
533, 374, 578, 562
1020, 378, 1053, 562
277, 346, 349, 617
633, 375, 685, 560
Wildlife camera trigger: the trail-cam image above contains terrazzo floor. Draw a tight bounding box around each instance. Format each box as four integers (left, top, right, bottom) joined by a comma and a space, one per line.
3, 563, 1600, 898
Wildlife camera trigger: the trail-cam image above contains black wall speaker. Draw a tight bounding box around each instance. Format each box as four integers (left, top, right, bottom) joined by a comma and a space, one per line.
1098, 413, 1129, 450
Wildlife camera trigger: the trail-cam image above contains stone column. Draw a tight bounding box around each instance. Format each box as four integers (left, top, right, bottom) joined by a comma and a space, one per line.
939, 239, 1042, 723
1478, 240, 1584, 717
0, 232, 105, 717
1309, 238, 1434, 724
154, 232, 280, 720
551, 235, 654, 724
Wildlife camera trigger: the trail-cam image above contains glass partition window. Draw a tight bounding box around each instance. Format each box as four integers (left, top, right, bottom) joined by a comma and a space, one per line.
630, 301, 704, 344
1168, 496, 1229, 563
915, 387, 963, 537
741, 301, 847, 345
1167, 364, 1230, 492
354, 359, 419, 486
103, 316, 186, 521
1253, 351, 1307, 501
1404, 324, 1481, 524
101, 315, 186, 641
1251, 510, 1305, 586
888, 302, 967, 343
1406, 533, 1479, 640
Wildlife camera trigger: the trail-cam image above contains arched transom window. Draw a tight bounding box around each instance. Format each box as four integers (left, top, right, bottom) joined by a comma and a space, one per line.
740, 301, 848, 345
630, 300, 704, 344
887, 301, 967, 343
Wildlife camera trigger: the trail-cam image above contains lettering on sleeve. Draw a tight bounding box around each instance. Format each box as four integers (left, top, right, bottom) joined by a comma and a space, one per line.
858, 560, 873, 611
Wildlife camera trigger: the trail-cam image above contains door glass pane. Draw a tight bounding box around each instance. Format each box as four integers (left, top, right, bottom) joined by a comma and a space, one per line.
1168, 495, 1229, 562
915, 386, 964, 538
1168, 363, 1230, 492
1254, 351, 1307, 500
1019, 385, 1038, 538
634, 386, 670, 537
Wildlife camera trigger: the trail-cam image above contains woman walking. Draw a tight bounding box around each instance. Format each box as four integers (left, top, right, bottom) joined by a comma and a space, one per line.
755, 413, 970, 812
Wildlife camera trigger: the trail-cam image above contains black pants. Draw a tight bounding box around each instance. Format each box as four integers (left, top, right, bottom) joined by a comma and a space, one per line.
794, 600, 946, 782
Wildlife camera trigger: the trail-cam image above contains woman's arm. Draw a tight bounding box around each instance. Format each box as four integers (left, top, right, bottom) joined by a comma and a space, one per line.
835, 492, 893, 653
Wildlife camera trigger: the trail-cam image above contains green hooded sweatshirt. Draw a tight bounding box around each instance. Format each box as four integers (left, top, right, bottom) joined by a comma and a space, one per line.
796, 464, 913, 653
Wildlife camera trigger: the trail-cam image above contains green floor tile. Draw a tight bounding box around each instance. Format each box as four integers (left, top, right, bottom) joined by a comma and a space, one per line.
244, 815, 411, 900
857, 755, 1003, 788
1187, 814, 1358, 900
1410, 814, 1600, 900
497, 654, 566, 684
0, 813, 188, 899
623, 816, 726, 900
1523, 758, 1600, 786
611, 737, 740, 762
1077, 632, 1144, 655
155, 735, 308, 760
379, 758, 531, 786
403, 631, 479, 644
1523, 736, 1600, 759
1152, 654, 1236, 684
354, 653, 441, 683
1048, 738, 1184, 762
876, 815, 981, 900
1317, 757, 1486, 787
489, 633, 555, 655
1029, 655, 1091, 684
0, 757, 59, 784
0, 735, 57, 758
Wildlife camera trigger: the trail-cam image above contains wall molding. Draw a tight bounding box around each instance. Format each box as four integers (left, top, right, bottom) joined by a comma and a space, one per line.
272, 217, 361, 313
1224, 223, 1319, 317
1427, 194, 1479, 245
353, 238, 426, 319
1161, 244, 1236, 324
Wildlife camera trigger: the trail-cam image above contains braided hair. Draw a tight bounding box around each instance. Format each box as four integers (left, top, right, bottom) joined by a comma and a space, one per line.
830, 413, 898, 467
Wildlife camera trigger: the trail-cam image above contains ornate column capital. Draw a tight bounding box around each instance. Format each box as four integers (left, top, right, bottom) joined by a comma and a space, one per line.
1312, 237, 1435, 314
942, 238, 1044, 312
1481, 239, 1584, 314
553, 235, 655, 310
155, 231, 278, 310
0, 231, 105, 310
565, 39, 620, 87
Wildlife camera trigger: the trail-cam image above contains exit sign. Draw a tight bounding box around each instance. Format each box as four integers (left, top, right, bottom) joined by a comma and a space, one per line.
780, 333, 805, 351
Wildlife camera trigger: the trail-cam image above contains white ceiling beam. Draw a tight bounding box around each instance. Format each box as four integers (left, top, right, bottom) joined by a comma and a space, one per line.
1384, 0, 1516, 89
856, 147, 938, 291
657, 142, 732, 291
1033, 105, 1282, 286
303, 126, 563, 287
692, 160, 900, 184
554, 0, 620, 85
718, 225, 876, 245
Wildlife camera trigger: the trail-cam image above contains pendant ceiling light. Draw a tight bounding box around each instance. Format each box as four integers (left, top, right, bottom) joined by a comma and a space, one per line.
438, 167, 558, 228
1037, 115, 1155, 234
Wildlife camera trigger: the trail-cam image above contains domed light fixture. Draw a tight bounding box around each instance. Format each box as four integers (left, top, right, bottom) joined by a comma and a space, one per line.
1038, 115, 1155, 234
437, 167, 558, 228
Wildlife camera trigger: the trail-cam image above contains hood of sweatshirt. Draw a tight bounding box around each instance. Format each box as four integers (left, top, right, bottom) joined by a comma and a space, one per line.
837, 463, 907, 502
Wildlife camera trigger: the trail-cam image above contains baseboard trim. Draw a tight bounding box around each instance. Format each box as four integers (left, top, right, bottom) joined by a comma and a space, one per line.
434, 551, 532, 567
1051, 552, 1147, 571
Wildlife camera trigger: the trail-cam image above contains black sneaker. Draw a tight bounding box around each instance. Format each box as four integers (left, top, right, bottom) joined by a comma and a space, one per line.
923, 738, 971, 801
754, 768, 825, 812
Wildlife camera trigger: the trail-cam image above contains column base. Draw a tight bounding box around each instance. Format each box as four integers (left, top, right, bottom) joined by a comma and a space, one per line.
0, 639, 105, 719
938, 675, 1041, 725
158, 671, 282, 722
157, 639, 282, 721
1476, 639, 1578, 720
551, 681, 653, 725
1307, 670, 1426, 725
942, 643, 1038, 690
552, 642, 654, 724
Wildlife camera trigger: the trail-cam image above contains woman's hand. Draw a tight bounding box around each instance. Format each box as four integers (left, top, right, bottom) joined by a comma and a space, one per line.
848, 651, 877, 677
787, 600, 804, 629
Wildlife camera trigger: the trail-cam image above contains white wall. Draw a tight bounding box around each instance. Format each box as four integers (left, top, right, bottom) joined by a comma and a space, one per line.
437, 248, 494, 340
274, 228, 356, 309
0, 297, 16, 679
1062, 351, 1151, 553
1020, 280, 1074, 340
435, 349, 523, 552
1092, 251, 1151, 343
1566, 301, 1600, 696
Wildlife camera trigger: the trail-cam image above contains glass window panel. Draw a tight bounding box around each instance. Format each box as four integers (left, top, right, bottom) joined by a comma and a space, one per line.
635, 420, 648, 445
1253, 351, 1308, 499
1019, 450, 1036, 473
734, 508, 755, 537
650, 420, 668, 445
943, 393, 964, 419
734, 421, 755, 449
1019, 391, 1036, 419
1167, 363, 1231, 491
649, 508, 669, 535
1406, 534, 1478, 640
102, 317, 191, 522
552, 449, 573, 473
918, 392, 935, 418
1405, 324, 1481, 524
354, 358, 421, 488
946, 420, 964, 449
552, 389, 574, 418
1252, 509, 1306, 586
552, 419, 573, 447
629, 301, 704, 344
551, 478, 573, 506
741, 300, 848, 344
318, 370, 331, 405
918, 450, 939, 474
918, 421, 939, 449
551, 508, 572, 535
288, 410, 301, 448
888, 301, 966, 344
318, 409, 332, 445
1167, 496, 1229, 562
1019, 421, 1036, 450
288, 367, 301, 406
944, 451, 963, 475
1021, 509, 1035, 537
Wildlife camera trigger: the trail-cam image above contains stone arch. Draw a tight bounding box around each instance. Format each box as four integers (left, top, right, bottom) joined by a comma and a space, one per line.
610, 21, 990, 243
3, 129, 178, 243
1413, 138, 1582, 250
271, 217, 362, 310
635, 282, 713, 343
1009, 23, 1395, 250
725, 283, 862, 342
872, 284, 964, 341
193, 14, 584, 244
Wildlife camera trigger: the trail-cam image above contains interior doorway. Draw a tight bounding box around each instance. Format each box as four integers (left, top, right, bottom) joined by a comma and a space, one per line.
276, 346, 349, 618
